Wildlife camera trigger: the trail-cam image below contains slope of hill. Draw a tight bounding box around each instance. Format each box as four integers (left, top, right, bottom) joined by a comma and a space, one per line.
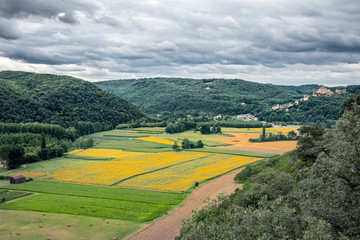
96, 78, 317, 116
0, 71, 144, 127
96, 78, 360, 123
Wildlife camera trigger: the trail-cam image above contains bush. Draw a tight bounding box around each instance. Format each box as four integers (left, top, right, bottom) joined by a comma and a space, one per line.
24, 153, 39, 164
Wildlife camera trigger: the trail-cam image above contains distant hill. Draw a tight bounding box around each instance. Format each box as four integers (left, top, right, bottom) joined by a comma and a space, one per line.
0, 71, 144, 127
96, 78, 318, 116
96, 78, 360, 124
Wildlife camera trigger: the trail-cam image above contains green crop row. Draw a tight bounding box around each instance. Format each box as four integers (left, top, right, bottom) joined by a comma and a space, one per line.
0, 193, 169, 222
0, 181, 186, 205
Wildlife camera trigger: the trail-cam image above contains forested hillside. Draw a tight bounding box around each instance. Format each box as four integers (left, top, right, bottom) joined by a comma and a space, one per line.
96, 78, 316, 116
176, 94, 360, 240
0, 71, 144, 128
96, 78, 360, 123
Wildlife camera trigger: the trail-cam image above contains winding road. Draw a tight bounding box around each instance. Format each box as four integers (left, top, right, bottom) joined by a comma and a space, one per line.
126, 169, 243, 240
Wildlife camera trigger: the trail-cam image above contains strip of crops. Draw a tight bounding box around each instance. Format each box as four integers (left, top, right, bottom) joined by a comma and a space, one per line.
1, 181, 185, 205
0, 193, 168, 222
117, 154, 262, 192
14, 152, 212, 185
188, 148, 277, 158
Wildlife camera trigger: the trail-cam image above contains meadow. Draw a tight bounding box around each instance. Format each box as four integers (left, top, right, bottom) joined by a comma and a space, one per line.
2, 181, 185, 205
0, 193, 168, 222
0, 209, 146, 240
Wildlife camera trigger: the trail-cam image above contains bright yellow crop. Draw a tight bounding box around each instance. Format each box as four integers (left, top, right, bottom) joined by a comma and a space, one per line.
69, 148, 148, 159
137, 136, 177, 145
26, 152, 211, 185
117, 154, 261, 192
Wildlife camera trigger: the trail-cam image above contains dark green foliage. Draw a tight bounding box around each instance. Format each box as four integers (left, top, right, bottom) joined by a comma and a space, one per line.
197, 120, 270, 129
177, 95, 360, 240
294, 123, 325, 165
96, 78, 318, 117
181, 139, 204, 149
23, 152, 39, 164
261, 125, 266, 141
196, 140, 204, 148
249, 132, 299, 142
234, 153, 295, 183
200, 125, 211, 134
72, 138, 94, 149
41, 132, 46, 148
298, 104, 360, 238
0, 191, 32, 203
172, 142, 182, 152
233, 172, 295, 207
211, 126, 221, 134
181, 138, 195, 149
340, 93, 360, 116
37, 145, 66, 160
0, 71, 144, 128
0, 122, 74, 140
260, 96, 353, 124
5, 145, 25, 169
165, 121, 196, 134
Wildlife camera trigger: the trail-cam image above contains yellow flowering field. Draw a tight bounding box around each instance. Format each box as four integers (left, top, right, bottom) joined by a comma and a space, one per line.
68, 149, 83, 155
137, 136, 177, 145
68, 148, 149, 159
26, 152, 211, 185
15, 171, 47, 179
117, 154, 261, 192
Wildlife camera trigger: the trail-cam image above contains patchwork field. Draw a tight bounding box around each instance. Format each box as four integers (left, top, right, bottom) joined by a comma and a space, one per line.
211, 132, 298, 154
117, 154, 261, 192
0, 127, 298, 239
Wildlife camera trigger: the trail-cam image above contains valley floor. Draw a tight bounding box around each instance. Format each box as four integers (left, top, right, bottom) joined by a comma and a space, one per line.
127, 168, 243, 240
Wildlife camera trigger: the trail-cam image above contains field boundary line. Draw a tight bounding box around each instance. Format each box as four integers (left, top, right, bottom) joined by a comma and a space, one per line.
111, 155, 214, 186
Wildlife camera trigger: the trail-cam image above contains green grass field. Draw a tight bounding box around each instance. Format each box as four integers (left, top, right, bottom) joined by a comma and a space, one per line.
7, 158, 108, 175
0, 193, 169, 222
0, 190, 32, 203
93, 139, 172, 152
1, 181, 185, 205
188, 148, 278, 158
0, 209, 146, 240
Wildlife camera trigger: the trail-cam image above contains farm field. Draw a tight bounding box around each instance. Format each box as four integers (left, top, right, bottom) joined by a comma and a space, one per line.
210, 132, 298, 154
0, 193, 169, 222
0, 210, 146, 240
117, 154, 261, 192
0, 127, 298, 239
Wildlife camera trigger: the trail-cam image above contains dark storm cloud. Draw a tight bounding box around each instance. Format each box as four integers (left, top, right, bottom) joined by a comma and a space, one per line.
0, 0, 359, 85
0, 0, 97, 23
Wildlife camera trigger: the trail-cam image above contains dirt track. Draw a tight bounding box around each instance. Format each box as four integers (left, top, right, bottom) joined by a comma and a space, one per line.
126, 169, 243, 240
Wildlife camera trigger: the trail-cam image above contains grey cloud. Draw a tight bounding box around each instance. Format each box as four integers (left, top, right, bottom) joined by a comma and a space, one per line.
0, 0, 359, 85
0, 18, 21, 40
0, 0, 97, 24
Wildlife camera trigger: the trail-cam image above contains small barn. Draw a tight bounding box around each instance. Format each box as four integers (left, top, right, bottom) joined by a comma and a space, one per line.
10, 175, 26, 184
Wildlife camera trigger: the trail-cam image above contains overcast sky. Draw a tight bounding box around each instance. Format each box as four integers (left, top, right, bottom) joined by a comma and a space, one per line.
0, 0, 359, 85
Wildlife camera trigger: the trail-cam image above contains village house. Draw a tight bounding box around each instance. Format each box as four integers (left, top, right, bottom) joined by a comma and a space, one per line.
213, 114, 223, 120
10, 175, 26, 184
235, 114, 258, 121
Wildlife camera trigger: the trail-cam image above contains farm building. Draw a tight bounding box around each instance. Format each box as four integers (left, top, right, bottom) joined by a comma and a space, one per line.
10, 175, 26, 184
